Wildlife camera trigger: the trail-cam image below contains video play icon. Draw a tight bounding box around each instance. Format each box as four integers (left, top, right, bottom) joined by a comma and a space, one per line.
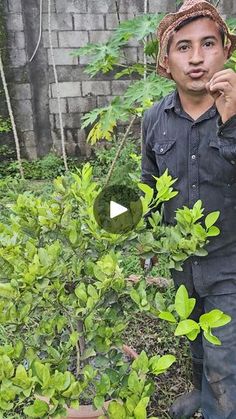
93, 185, 143, 234
110, 201, 128, 219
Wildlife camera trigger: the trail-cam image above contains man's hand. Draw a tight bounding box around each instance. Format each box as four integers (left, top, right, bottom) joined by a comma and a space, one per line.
205, 69, 236, 124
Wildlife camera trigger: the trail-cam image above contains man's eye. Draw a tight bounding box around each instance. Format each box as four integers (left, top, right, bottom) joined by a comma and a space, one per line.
178, 45, 189, 51
204, 41, 214, 47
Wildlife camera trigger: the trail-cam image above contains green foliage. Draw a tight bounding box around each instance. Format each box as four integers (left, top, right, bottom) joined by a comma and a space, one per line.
73, 13, 175, 144
0, 117, 11, 133
72, 14, 165, 77
138, 177, 221, 271
0, 153, 79, 180
91, 139, 140, 186
225, 18, 236, 71
157, 285, 231, 345
0, 165, 227, 416
106, 350, 175, 419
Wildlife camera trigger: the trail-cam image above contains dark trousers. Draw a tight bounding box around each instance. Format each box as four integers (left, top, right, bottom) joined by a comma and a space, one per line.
189, 290, 236, 419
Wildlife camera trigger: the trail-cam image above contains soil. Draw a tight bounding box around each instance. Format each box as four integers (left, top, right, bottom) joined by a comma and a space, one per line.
123, 304, 203, 419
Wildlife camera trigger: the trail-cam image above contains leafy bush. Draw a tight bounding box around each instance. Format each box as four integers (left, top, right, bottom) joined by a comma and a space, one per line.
0, 164, 231, 418
91, 139, 140, 186
0, 153, 80, 180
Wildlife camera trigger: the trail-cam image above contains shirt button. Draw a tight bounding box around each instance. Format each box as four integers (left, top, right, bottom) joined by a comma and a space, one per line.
231, 160, 236, 165
192, 184, 197, 189
191, 154, 196, 160
160, 147, 164, 153
193, 260, 198, 266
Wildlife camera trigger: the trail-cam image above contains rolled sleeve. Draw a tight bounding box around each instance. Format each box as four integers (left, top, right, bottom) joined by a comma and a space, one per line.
141, 110, 159, 189
217, 114, 236, 163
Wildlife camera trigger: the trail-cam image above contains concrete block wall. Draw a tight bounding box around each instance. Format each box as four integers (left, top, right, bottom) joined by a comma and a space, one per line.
3, 0, 232, 160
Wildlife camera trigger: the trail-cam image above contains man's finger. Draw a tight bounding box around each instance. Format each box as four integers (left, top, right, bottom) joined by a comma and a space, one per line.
209, 81, 231, 93
209, 69, 234, 83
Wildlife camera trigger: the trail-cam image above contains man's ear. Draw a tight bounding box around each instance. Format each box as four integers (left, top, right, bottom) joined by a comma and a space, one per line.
164, 55, 171, 74
223, 42, 231, 62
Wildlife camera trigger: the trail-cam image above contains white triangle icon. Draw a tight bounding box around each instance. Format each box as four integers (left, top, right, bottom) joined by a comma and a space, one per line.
110, 200, 128, 219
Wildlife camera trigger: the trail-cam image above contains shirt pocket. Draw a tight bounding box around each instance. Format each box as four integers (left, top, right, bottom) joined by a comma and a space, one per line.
209, 139, 236, 185
152, 140, 176, 178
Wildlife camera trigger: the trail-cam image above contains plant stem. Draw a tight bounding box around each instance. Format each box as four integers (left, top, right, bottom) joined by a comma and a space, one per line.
0, 53, 24, 179
48, 0, 68, 171
104, 115, 137, 187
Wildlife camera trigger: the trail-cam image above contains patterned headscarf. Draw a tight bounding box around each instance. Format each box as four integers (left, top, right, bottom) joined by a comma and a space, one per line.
157, 0, 236, 79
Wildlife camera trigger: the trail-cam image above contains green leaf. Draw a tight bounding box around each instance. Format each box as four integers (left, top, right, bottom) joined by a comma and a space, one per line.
134, 396, 149, 419
34, 362, 50, 387
175, 285, 196, 319
207, 226, 220, 237
175, 319, 200, 336
75, 283, 87, 303
186, 328, 200, 341
94, 395, 105, 409
24, 400, 49, 418
96, 374, 110, 395
158, 311, 177, 323
203, 330, 221, 346
200, 309, 231, 330
108, 401, 126, 419
13, 364, 31, 388
150, 354, 176, 375
0, 283, 16, 299
69, 331, 79, 347
132, 351, 149, 374
128, 371, 142, 394
154, 292, 166, 311
124, 74, 174, 108
205, 211, 220, 229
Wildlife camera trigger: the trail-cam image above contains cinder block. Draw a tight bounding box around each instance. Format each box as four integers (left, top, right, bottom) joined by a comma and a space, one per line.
149, 0, 174, 12
13, 99, 32, 115
55, 0, 87, 13
49, 98, 67, 114
7, 13, 24, 31
118, 0, 144, 13
7, 31, 25, 49
51, 82, 82, 98
74, 14, 104, 30
15, 113, 34, 131
10, 49, 27, 67
111, 80, 131, 95
58, 31, 88, 48
82, 81, 111, 96
22, 131, 37, 160
87, 0, 116, 14
52, 66, 90, 82
42, 0, 56, 13
43, 13, 73, 31
47, 48, 78, 65
42, 31, 58, 48
68, 97, 97, 113
118, 47, 138, 64
89, 31, 113, 44
55, 113, 81, 129
97, 95, 115, 107
79, 55, 94, 65
105, 13, 134, 30
8, 0, 22, 13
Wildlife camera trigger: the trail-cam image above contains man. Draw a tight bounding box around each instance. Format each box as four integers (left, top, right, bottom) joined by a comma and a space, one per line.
141, 1, 236, 418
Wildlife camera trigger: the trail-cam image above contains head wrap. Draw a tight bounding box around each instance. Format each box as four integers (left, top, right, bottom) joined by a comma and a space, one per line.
157, 0, 236, 79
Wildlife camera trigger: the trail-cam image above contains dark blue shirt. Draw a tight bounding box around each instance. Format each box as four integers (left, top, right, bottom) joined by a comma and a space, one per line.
142, 89, 236, 297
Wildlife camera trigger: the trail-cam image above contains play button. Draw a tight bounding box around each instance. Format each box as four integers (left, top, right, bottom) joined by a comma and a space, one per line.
110, 201, 128, 219
93, 185, 143, 234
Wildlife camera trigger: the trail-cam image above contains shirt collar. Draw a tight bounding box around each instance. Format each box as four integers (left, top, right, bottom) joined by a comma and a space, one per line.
164, 89, 217, 119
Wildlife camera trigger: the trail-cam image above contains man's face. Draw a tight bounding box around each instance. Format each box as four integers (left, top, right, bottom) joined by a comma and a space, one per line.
164, 17, 230, 95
